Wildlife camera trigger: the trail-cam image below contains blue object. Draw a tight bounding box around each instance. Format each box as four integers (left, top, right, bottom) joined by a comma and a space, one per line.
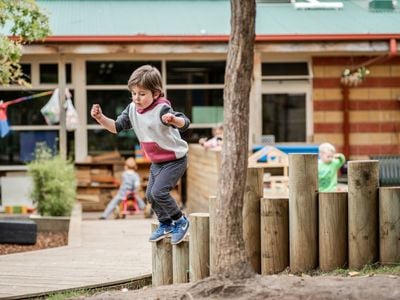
19, 131, 58, 162
0, 119, 10, 138
149, 222, 173, 242
171, 216, 190, 245
253, 144, 319, 162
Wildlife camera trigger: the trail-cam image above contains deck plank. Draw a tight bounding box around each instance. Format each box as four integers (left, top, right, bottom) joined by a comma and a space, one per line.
0, 218, 153, 298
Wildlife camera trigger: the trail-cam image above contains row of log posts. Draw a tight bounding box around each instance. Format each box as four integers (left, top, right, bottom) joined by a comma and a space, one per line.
152, 156, 400, 286
152, 214, 210, 286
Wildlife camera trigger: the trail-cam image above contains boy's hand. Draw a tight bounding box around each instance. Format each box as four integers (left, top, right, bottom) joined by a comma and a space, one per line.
91, 104, 103, 121
161, 113, 175, 124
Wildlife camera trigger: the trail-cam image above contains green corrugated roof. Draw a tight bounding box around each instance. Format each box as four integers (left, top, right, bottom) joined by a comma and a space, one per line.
9, 0, 400, 36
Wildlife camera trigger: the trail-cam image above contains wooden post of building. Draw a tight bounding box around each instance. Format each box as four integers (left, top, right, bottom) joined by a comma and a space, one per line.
209, 196, 217, 275
189, 213, 210, 281
379, 187, 400, 265
173, 239, 189, 283
319, 192, 348, 272
261, 197, 289, 274
289, 154, 318, 273
58, 54, 67, 160
243, 167, 263, 273
348, 160, 379, 270
151, 222, 172, 286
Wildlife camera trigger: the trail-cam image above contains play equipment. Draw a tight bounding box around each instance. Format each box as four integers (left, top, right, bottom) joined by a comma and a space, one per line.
115, 191, 140, 219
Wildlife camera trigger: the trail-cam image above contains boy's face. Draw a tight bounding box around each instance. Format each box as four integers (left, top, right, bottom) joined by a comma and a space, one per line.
320, 150, 334, 164
131, 85, 159, 110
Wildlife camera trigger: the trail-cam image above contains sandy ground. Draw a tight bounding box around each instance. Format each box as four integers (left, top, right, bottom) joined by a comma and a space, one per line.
82, 273, 400, 300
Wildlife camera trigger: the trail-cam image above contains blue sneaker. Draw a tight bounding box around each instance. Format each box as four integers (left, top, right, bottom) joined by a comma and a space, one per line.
149, 222, 172, 242
171, 216, 190, 245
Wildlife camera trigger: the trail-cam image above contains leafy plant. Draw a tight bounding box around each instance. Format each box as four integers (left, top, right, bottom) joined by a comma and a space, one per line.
28, 143, 76, 216
0, 0, 51, 86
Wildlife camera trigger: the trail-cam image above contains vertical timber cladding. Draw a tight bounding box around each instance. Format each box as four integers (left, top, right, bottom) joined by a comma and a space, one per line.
186, 144, 221, 214
312, 56, 400, 159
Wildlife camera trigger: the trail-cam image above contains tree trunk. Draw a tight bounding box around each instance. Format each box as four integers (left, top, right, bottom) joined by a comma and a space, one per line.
214, 0, 256, 278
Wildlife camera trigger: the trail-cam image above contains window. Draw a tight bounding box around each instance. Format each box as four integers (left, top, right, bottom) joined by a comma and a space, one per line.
39, 63, 72, 84
166, 89, 223, 123
166, 60, 225, 141
167, 61, 225, 84
87, 129, 138, 156
86, 61, 161, 85
86, 90, 131, 124
20, 63, 32, 84
262, 93, 306, 142
0, 130, 59, 165
262, 62, 309, 77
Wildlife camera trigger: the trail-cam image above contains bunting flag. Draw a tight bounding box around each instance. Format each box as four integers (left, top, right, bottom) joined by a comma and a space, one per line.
0, 91, 54, 138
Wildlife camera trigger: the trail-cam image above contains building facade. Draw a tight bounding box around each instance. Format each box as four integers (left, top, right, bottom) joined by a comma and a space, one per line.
1, 0, 399, 168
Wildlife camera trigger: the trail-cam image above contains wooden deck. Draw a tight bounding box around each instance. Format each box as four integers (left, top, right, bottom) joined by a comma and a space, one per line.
0, 211, 154, 299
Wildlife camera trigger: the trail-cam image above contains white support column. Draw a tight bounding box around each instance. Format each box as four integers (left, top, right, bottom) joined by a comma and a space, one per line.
73, 57, 88, 162
249, 51, 262, 148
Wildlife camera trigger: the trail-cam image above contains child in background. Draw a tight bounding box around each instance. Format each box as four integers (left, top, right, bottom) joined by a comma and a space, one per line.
198, 124, 223, 150
99, 157, 145, 219
318, 142, 346, 192
91, 65, 190, 245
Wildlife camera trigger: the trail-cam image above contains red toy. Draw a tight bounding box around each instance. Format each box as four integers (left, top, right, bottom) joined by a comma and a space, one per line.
116, 191, 140, 219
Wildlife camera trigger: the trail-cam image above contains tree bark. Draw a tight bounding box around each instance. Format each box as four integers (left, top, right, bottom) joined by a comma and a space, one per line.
214, 0, 256, 278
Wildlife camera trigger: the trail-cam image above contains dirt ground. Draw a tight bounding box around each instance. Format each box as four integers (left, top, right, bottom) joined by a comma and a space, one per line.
84, 273, 400, 300
0, 231, 68, 255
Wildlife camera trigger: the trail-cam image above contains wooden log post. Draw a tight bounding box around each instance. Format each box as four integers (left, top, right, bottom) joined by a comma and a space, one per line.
243, 167, 264, 274
261, 197, 289, 274
173, 238, 189, 283
319, 192, 348, 272
379, 187, 400, 265
151, 222, 172, 286
289, 154, 318, 273
209, 196, 217, 275
189, 213, 210, 281
348, 160, 379, 270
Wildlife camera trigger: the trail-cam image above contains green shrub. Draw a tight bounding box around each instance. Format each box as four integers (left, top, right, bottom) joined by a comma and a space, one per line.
27, 143, 76, 216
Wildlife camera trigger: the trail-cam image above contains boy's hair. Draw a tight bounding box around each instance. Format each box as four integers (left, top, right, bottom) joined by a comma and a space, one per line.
127, 65, 164, 97
125, 157, 138, 171
319, 142, 336, 154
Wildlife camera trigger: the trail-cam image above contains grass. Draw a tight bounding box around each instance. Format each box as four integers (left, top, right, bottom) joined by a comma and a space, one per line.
32, 276, 152, 300
310, 263, 400, 277
37, 288, 99, 300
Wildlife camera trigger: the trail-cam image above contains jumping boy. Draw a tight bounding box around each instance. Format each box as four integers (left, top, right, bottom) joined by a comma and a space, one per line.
91, 65, 190, 245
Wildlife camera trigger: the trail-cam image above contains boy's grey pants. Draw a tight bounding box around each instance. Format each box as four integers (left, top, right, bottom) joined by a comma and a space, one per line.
146, 155, 187, 223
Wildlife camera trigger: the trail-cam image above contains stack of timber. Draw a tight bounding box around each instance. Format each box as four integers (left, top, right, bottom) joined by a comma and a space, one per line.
186, 144, 221, 214
248, 146, 289, 197
75, 152, 124, 211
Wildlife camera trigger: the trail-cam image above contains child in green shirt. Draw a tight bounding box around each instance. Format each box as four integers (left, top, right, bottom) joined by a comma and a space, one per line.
318, 143, 346, 192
